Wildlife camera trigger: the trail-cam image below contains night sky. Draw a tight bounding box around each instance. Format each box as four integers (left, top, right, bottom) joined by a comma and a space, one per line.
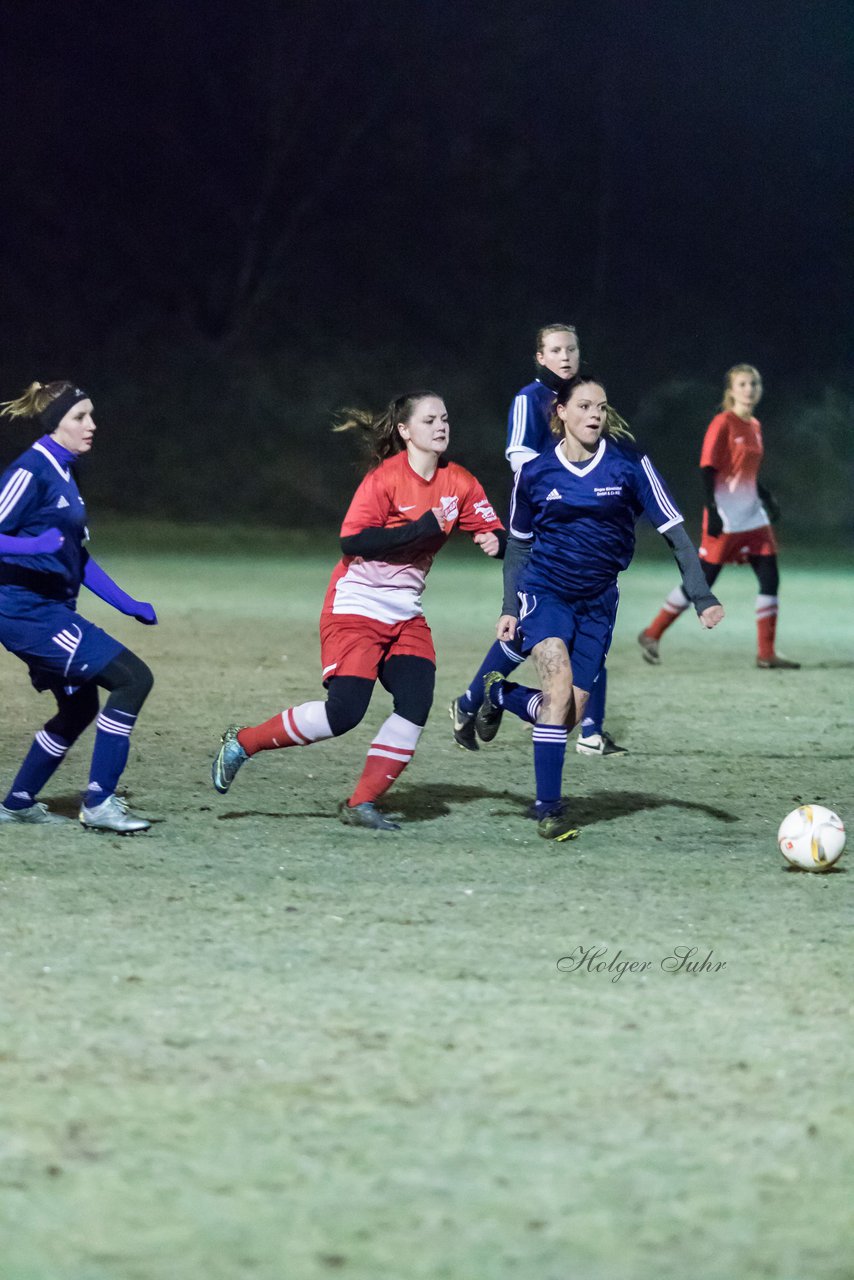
1, 0, 851, 524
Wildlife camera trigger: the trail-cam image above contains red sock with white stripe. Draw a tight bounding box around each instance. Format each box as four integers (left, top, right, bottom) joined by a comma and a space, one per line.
347, 713, 423, 808
644, 586, 690, 640
238, 702, 334, 755
756, 593, 778, 661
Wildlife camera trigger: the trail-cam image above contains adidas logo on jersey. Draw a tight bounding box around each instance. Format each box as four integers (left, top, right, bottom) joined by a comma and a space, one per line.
56, 495, 70, 508
546, 489, 562, 501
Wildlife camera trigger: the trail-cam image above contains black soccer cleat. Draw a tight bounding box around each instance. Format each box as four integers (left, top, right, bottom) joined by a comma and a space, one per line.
475, 671, 505, 743
448, 698, 478, 751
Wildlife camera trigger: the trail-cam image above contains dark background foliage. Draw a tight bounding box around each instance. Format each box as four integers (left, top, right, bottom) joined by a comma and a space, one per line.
1, 0, 851, 534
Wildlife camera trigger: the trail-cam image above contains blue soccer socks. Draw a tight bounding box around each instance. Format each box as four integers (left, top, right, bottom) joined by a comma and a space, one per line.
458, 638, 525, 716
2, 730, 69, 809
84, 708, 136, 809
532, 724, 568, 808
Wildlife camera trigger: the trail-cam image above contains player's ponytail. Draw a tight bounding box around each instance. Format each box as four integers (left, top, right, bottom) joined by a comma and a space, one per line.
333, 391, 441, 469
0, 381, 74, 422
549, 374, 634, 442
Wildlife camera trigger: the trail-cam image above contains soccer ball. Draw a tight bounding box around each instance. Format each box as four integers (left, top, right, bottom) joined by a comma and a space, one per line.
777, 805, 846, 872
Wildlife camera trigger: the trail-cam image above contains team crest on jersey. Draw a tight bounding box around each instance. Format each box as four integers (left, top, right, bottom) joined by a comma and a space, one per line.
439, 496, 459, 523
546, 488, 562, 501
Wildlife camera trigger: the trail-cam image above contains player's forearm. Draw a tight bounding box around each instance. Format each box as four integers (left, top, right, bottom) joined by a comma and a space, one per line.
501, 535, 532, 615
340, 511, 443, 559
661, 523, 720, 614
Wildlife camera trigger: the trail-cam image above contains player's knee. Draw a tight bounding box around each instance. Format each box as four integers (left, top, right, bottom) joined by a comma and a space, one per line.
97, 649, 154, 715
45, 684, 100, 742
383, 657, 435, 727
754, 557, 779, 595
325, 676, 373, 736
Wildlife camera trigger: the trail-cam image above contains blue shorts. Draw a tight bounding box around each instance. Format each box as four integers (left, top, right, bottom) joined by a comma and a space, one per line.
517, 583, 618, 692
0, 590, 124, 694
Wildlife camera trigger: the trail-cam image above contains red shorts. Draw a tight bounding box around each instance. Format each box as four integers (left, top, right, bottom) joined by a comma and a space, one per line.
699, 525, 777, 565
319, 611, 436, 685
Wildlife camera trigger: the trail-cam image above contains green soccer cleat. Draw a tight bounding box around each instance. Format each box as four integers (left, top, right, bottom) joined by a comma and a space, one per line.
338, 801, 400, 831
475, 671, 505, 743
212, 725, 249, 793
449, 698, 478, 751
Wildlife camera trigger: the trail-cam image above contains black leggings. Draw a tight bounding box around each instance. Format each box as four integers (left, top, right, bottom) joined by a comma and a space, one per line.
43, 647, 154, 742
702, 554, 779, 596
325, 655, 436, 737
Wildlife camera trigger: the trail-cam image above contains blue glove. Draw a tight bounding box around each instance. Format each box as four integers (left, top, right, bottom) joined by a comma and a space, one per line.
0, 528, 65, 556
83, 557, 158, 625
134, 602, 158, 625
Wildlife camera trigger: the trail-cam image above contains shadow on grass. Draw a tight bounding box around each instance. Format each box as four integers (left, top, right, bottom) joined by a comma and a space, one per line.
387, 783, 740, 828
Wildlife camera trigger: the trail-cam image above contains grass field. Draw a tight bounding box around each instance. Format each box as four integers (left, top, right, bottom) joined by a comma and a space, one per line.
1, 531, 852, 1280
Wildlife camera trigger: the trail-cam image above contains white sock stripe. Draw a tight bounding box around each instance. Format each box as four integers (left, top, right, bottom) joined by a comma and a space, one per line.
756, 607, 778, 619
499, 641, 525, 664
533, 727, 568, 741
527, 693, 544, 718
96, 712, 135, 736
283, 708, 311, 745
0, 468, 33, 522
289, 701, 334, 743
370, 713, 423, 752
367, 747, 415, 763
35, 730, 67, 757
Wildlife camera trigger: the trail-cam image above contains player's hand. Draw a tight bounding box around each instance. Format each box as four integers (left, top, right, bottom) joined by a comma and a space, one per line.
133, 602, 158, 625
497, 614, 518, 641
705, 505, 723, 538
699, 604, 724, 629
430, 506, 446, 532
474, 531, 500, 557
30, 528, 65, 554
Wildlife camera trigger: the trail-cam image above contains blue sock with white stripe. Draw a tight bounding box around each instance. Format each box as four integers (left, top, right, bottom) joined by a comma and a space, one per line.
3, 731, 70, 809
532, 724, 568, 809
84, 709, 136, 808
490, 680, 542, 725
458, 639, 525, 715
580, 667, 606, 738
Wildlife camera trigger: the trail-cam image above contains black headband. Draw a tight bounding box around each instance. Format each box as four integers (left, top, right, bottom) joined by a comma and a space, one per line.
38, 385, 90, 434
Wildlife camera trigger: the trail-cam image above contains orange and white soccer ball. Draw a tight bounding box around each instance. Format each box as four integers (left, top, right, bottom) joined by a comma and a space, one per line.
777, 804, 846, 872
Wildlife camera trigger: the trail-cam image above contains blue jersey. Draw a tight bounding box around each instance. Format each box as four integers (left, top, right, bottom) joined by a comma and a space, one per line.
509, 438, 684, 601
0, 438, 88, 601
505, 380, 556, 463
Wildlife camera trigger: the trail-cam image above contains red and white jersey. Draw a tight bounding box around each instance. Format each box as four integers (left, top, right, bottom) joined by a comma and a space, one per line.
324, 451, 502, 624
700, 411, 769, 533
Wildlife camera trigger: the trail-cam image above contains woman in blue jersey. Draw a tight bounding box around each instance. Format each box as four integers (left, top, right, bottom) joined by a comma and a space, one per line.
450, 324, 625, 756
0, 381, 156, 832
476, 374, 724, 841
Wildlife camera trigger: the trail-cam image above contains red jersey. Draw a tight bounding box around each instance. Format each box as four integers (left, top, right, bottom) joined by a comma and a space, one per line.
324, 451, 502, 624
700, 411, 769, 533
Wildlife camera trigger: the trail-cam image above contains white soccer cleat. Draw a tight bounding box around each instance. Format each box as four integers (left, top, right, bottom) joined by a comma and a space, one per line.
576, 730, 628, 757
0, 801, 71, 826
79, 795, 151, 834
